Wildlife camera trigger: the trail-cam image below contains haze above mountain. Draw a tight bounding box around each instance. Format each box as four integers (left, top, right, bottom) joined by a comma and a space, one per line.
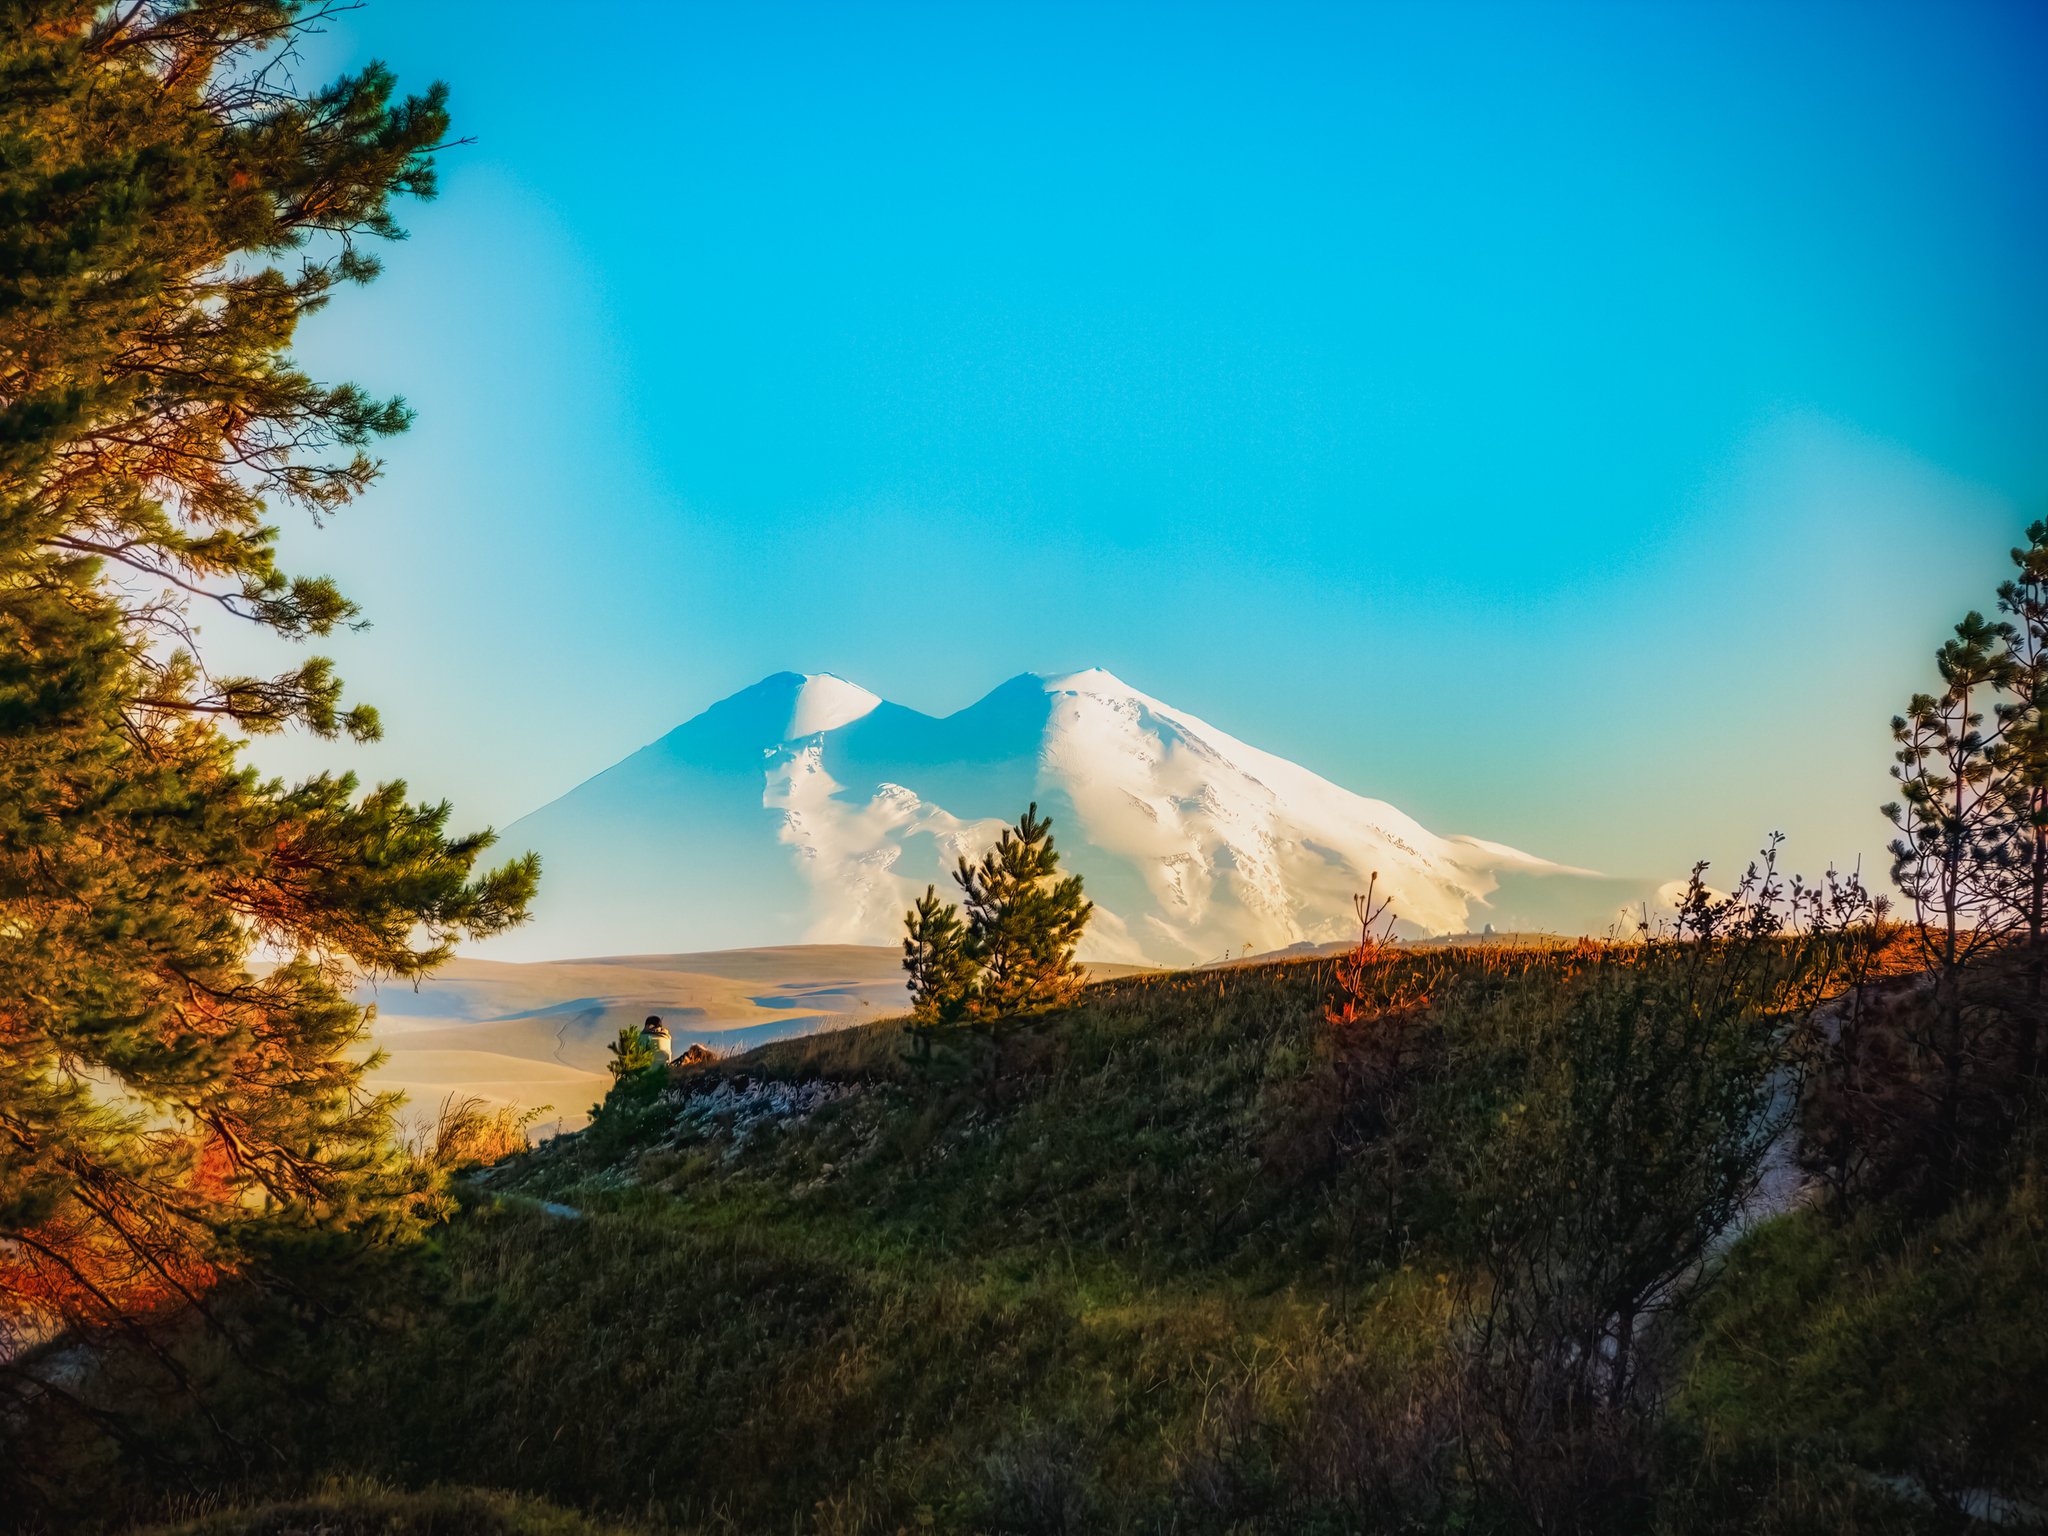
479, 670, 1667, 967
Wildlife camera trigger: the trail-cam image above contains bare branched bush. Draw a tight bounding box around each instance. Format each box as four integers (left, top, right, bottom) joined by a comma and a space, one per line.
1443, 846, 1886, 1532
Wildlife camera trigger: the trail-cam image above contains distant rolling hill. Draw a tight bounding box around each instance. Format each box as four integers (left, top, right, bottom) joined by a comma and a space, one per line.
477, 668, 1671, 966
359, 943, 1154, 1136
360, 945, 908, 1137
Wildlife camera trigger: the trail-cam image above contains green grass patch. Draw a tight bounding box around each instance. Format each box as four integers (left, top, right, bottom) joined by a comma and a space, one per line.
13, 943, 2044, 1535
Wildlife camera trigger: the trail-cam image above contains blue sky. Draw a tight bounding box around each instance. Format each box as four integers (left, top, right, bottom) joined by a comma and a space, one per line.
232, 0, 2048, 896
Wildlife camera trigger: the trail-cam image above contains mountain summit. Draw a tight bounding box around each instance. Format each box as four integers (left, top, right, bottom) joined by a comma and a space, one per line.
485, 670, 1659, 964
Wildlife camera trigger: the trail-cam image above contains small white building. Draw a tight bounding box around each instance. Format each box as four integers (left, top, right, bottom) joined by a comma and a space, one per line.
640, 1017, 673, 1063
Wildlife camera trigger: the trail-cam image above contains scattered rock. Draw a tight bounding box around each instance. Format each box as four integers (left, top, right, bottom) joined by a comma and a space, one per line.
661, 1076, 861, 1147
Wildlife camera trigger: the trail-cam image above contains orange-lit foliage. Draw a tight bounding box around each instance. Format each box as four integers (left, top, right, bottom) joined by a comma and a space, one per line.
0, 712, 491, 1342
4, 1167, 224, 1340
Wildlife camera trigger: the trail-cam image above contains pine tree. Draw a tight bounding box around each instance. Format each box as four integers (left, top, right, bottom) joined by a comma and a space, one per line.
898, 805, 1092, 1090
955, 802, 1093, 1020
902, 883, 975, 1027
1885, 610, 2017, 1169
0, 2, 536, 1346
1885, 610, 2016, 972
1993, 521, 2048, 1084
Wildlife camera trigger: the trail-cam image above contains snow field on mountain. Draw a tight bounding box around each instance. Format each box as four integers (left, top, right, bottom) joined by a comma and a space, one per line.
484, 669, 1663, 966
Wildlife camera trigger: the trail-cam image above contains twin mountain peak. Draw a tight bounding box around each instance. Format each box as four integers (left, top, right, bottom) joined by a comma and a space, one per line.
486, 669, 1658, 966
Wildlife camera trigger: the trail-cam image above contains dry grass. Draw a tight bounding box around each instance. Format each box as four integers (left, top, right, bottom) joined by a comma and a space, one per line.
413, 1094, 548, 1171
128, 1480, 632, 1535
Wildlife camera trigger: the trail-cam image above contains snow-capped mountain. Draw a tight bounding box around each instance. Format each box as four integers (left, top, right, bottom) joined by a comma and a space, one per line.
481, 669, 1662, 965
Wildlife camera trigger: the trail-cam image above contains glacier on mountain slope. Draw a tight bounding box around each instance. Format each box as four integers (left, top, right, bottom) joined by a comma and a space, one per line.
480, 669, 1664, 965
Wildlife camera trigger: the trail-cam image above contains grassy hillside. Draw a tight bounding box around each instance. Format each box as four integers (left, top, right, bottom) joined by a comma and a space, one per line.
9, 941, 2045, 1534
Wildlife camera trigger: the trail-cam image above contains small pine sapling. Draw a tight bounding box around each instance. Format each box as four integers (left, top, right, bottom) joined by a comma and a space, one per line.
904, 884, 977, 1025
903, 884, 978, 1068
607, 1026, 658, 1081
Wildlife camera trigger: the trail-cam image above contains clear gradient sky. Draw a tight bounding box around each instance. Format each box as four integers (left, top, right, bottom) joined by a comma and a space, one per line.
227, 1, 2048, 905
